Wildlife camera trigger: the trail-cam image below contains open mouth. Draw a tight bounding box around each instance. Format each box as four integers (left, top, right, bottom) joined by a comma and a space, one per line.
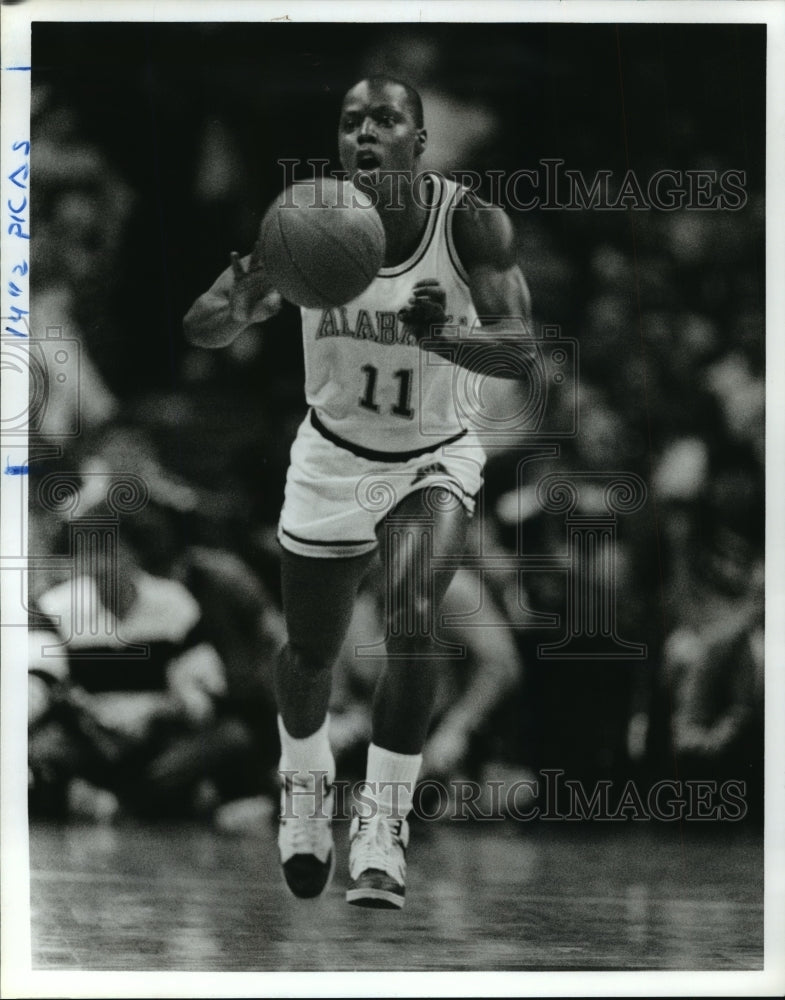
356, 151, 381, 170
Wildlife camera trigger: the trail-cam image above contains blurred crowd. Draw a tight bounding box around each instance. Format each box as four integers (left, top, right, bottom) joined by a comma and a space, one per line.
26, 25, 764, 828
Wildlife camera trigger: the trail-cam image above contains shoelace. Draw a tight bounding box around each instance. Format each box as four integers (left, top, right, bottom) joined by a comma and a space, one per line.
282, 779, 333, 854
353, 816, 405, 880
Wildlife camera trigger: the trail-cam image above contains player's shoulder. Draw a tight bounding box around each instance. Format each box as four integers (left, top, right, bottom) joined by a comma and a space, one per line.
448, 184, 516, 271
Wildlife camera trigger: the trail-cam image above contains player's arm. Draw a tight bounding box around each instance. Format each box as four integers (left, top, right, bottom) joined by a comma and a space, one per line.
400, 197, 534, 377
183, 251, 283, 349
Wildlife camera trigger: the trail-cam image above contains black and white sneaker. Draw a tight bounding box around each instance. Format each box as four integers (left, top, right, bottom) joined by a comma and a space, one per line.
346, 814, 408, 909
278, 771, 335, 899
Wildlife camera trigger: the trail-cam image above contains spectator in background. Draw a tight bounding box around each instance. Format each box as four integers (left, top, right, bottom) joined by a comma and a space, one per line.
639, 437, 764, 806
31, 84, 134, 415
665, 449, 764, 755
27, 426, 285, 823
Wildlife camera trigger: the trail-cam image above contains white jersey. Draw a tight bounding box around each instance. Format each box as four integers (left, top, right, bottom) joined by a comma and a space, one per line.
300, 173, 477, 454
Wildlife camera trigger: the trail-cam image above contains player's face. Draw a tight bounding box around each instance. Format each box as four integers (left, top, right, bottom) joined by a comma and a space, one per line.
338, 82, 425, 187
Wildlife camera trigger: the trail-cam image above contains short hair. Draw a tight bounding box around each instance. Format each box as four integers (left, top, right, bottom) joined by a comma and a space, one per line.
349, 76, 424, 128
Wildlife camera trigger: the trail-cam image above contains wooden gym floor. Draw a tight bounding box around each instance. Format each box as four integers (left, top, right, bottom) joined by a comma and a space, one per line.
28, 816, 762, 973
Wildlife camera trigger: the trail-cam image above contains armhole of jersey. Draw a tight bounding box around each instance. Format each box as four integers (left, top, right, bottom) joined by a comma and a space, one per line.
378, 173, 443, 278
445, 186, 472, 288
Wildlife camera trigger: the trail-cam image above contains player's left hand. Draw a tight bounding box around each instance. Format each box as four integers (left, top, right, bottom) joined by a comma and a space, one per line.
398, 278, 448, 338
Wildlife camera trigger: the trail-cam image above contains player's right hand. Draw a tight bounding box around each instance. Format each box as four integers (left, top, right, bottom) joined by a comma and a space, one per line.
229, 251, 283, 325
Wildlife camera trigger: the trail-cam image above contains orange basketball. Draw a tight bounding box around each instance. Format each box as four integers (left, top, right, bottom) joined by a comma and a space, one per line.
256, 177, 386, 308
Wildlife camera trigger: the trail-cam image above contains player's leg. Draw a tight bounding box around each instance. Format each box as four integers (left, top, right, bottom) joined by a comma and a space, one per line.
347, 489, 470, 909
275, 547, 374, 899
275, 548, 374, 736
373, 489, 469, 751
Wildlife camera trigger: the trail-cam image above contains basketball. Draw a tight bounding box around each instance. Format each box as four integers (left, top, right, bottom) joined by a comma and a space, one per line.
256, 177, 386, 308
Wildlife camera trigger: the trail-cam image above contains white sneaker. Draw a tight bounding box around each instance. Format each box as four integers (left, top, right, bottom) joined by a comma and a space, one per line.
346, 813, 409, 909
278, 771, 335, 899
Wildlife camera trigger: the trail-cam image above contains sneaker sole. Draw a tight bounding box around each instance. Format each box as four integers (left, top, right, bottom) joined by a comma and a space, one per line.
345, 886, 404, 909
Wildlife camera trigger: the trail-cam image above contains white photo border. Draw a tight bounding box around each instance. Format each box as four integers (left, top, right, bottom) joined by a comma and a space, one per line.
2, 2, 783, 997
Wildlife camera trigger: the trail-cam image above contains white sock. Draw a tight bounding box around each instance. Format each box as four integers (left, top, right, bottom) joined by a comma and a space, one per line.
365, 742, 422, 821
277, 715, 335, 786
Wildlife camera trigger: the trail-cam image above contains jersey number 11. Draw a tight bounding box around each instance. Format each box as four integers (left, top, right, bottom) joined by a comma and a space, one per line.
359, 364, 414, 420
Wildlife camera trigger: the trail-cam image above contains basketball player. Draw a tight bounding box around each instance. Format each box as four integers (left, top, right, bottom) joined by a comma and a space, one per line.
184, 77, 532, 908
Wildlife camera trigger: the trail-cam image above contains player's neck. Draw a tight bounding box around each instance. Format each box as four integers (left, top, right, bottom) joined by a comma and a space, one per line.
377, 173, 432, 268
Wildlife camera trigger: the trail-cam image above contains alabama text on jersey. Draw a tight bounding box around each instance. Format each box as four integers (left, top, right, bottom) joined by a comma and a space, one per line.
300, 173, 478, 453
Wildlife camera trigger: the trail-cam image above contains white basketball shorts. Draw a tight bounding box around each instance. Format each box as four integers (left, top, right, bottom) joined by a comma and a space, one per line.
278, 410, 486, 559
